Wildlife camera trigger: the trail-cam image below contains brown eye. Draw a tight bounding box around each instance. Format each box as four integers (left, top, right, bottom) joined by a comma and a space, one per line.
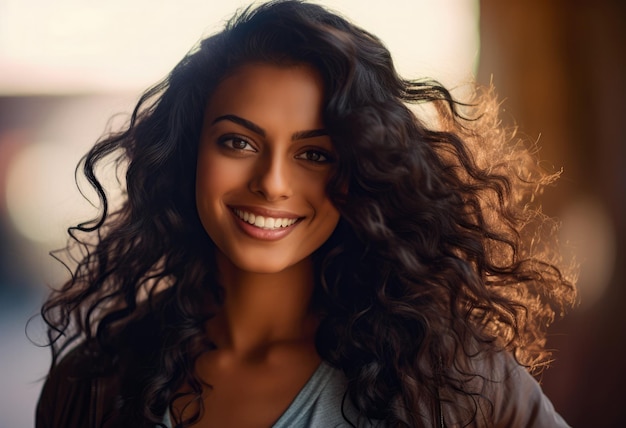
295, 150, 331, 163
231, 138, 249, 150
307, 152, 322, 162
218, 135, 256, 152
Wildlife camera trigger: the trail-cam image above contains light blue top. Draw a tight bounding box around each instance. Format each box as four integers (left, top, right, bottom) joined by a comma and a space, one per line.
161, 352, 570, 427
162, 362, 381, 427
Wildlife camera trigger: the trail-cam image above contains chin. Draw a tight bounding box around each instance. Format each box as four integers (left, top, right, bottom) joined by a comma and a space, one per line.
220, 251, 303, 276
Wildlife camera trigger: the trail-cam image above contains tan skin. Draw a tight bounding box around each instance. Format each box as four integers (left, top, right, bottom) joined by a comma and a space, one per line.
174, 63, 340, 427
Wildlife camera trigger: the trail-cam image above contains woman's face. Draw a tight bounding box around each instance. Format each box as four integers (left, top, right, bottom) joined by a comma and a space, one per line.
196, 63, 340, 275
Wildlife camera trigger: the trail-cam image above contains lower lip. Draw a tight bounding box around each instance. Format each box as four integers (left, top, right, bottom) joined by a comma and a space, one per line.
231, 211, 300, 241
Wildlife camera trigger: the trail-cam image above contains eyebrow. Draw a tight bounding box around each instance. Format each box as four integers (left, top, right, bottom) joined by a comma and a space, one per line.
211, 114, 328, 140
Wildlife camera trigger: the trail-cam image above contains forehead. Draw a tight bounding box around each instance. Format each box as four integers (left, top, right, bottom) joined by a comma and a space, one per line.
204, 63, 325, 124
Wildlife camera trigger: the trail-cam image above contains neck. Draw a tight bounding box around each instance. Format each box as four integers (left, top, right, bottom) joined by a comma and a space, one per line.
208, 252, 319, 356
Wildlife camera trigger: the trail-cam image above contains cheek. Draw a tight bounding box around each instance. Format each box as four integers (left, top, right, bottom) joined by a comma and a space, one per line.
196, 152, 228, 230
298, 174, 340, 234
308, 180, 337, 206
196, 152, 242, 202
320, 205, 341, 234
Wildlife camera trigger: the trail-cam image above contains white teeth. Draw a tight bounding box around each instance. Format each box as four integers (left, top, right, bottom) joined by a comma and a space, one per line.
234, 209, 298, 230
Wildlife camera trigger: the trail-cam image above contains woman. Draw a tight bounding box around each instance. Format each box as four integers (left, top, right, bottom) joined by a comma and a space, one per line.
36, 1, 576, 427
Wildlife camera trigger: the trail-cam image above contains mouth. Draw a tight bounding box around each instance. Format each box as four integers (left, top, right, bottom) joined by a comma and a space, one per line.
232, 208, 301, 230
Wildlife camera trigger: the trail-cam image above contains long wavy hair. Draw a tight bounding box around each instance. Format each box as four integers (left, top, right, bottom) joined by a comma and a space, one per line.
41, 1, 576, 426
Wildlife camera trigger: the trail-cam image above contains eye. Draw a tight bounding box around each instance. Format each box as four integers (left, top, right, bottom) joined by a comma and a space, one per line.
218, 135, 256, 152
295, 150, 332, 163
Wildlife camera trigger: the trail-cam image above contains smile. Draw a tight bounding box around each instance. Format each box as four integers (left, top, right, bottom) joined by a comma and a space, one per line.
233, 208, 299, 230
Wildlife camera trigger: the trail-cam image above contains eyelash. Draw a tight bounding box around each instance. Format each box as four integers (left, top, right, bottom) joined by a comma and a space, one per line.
217, 135, 333, 163
295, 150, 333, 163
218, 135, 256, 152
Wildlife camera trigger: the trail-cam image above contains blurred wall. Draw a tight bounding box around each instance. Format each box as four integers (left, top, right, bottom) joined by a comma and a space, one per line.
478, 1, 626, 426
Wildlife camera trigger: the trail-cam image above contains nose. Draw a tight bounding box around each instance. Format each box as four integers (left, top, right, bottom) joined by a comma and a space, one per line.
249, 152, 293, 201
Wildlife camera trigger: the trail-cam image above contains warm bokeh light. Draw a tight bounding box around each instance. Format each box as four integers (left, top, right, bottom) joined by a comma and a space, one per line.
3, 95, 136, 247
6, 139, 82, 244
0, 0, 479, 94
559, 198, 616, 308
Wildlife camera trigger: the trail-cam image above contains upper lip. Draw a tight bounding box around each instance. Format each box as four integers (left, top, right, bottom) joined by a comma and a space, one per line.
228, 205, 303, 219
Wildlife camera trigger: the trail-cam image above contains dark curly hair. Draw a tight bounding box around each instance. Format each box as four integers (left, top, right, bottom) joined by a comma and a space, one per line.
40, 1, 576, 426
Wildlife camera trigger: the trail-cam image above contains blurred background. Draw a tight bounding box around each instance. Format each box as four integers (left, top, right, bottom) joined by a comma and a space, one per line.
0, 0, 623, 426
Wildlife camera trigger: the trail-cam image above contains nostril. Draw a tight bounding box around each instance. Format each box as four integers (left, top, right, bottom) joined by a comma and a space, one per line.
248, 159, 293, 201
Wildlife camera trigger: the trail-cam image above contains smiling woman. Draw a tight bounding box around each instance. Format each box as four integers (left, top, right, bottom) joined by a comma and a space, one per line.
36, 1, 576, 427
196, 64, 340, 275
